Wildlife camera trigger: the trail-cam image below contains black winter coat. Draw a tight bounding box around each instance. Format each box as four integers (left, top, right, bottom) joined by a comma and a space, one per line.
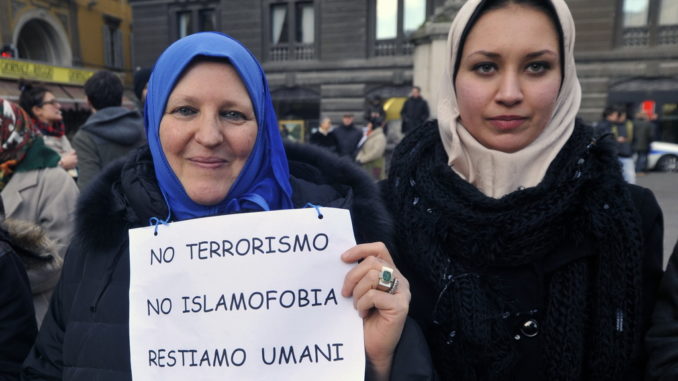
331, 124, 362, 158
22, 143, 435, 381
646, 240, 678, 380
400, 97, 429, 134
0, 228, 36, 381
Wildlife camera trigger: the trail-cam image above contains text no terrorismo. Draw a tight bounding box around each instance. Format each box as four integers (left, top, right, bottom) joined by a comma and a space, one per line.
151, 233, 330, 265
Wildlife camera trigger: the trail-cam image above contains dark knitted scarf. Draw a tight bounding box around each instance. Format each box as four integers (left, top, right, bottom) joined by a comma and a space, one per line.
386, 121, 644, 380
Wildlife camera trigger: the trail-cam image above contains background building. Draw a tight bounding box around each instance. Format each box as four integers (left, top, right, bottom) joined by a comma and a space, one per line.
131, 0, 677, 142
130, 0, 446, 140
0, 0, 135, 132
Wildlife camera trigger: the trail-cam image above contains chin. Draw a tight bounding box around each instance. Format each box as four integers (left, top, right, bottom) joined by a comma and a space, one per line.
186, 186, 231, 206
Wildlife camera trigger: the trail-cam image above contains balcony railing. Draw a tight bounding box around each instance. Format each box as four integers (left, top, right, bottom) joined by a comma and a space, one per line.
269, 43, 315, 62
622, 27, 650, 47
658, 25, 678, 45
622, 25, 678, 47
375, 39, 414, 57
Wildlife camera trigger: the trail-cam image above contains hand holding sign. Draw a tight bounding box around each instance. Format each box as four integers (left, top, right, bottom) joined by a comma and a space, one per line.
129, 207, 369, 381
342, 242, 411, 381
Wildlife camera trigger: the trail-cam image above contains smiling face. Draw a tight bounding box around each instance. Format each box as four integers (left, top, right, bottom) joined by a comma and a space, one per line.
159, 61, 258, 206
455, 3, 562, 153
32, 92, 62, 124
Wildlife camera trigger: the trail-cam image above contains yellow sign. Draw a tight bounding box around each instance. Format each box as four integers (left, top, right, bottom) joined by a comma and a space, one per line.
383, 97, 407, 121
0, 58, 95, 85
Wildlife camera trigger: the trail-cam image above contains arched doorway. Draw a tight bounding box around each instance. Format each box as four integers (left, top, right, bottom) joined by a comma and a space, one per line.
14, 12, 72, 66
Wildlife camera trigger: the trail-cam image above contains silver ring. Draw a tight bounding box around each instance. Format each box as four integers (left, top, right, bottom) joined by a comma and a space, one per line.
376, 266, 394, 292
387, 278, 399, 294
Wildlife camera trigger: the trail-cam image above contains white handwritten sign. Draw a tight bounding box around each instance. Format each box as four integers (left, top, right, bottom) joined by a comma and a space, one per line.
129, 207, 365, 381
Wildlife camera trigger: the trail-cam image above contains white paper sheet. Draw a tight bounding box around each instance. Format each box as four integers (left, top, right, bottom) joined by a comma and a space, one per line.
129, 207, 365, 380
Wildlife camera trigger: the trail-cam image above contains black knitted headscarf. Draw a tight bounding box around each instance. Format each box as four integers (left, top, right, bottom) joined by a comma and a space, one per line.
386, 122, 644, 380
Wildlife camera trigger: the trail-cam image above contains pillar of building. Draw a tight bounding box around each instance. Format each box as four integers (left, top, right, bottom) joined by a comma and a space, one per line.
411, 0, 464, 119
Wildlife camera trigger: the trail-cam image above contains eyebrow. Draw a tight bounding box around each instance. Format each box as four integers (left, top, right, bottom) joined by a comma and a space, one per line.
167, 94, 249, 109
466, 49, 558, 59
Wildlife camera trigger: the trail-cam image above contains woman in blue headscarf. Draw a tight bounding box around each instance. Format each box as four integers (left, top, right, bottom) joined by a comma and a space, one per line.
22, 32, 435, 380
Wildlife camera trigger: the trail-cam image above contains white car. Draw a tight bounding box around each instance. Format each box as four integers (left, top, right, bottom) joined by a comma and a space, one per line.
648, 141, 678, 172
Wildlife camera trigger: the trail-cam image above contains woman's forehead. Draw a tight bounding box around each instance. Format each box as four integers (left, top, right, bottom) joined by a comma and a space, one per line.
462, 4, 559, 55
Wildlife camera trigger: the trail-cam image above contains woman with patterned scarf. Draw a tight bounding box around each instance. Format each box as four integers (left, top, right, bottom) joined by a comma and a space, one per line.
0, 98, 79, 325
19, 82, 78, 176
382, 0, 664, 379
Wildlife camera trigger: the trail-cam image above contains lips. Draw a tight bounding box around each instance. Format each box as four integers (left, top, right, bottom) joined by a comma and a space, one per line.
189, 157, 227, 169
487, 115, 527, 131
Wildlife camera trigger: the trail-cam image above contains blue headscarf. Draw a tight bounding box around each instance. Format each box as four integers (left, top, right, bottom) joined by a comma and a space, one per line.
145, 32, 294, 221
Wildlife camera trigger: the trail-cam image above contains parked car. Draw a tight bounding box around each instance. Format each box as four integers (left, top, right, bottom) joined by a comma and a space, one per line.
648, 141, 678, 172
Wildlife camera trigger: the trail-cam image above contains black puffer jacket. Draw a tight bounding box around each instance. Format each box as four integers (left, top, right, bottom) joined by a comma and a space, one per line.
22, 143, 435, 380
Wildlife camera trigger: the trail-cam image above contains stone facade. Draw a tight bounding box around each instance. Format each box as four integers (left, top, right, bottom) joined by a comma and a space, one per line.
129, 0, 678, 141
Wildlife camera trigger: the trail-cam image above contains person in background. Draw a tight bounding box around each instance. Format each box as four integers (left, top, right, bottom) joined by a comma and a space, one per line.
594, 105, 619, 136
22, 32, 435, 381
632, 109, 653, 175
595, 105, 635, 183
0, 216, 37, 381
18, 82, 78, 176
613, 106, 636, 184
309, 116, 339, 153
382, 0, 663, 379
365, 95, 387, 135
333, 113, 362, 158
646, 238, 678, 379
0, 98, 78, 325
356, 119, 387, 181
72, 70, 145, 190
1, 216, 61, 329
133, 67, 152, 111
400, 86, 429, 135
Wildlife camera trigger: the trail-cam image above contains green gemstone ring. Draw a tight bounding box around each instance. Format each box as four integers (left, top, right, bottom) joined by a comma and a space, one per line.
377, 266, 395, 292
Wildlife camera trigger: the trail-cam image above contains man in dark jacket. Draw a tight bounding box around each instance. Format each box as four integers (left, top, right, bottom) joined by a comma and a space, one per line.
72, 70, 145, 190
400, 86, 429, 135
332, 113, 362, 159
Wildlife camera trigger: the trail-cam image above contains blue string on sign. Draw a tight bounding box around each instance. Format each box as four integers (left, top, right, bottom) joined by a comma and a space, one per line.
149, 186, 173, 236
149, 216, 170, 236
304, 203, 324, 219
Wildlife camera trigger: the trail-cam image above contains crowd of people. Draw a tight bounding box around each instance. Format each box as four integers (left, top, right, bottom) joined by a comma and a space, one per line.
595, 104, 658, 184
2, 0, 678, 380
308, 86, 430, 181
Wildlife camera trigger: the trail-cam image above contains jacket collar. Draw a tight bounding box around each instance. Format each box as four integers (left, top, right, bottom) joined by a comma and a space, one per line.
1, 170, 39, 218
